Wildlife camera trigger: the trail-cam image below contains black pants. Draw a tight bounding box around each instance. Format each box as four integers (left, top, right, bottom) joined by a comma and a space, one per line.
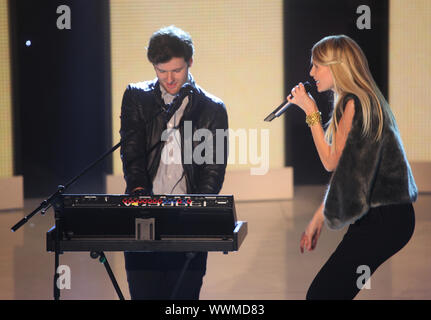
306, 203, 415, 300
124, 252, 207, 300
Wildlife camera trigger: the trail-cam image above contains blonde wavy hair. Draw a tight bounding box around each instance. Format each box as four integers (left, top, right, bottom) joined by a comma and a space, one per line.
311, 35, 394, 145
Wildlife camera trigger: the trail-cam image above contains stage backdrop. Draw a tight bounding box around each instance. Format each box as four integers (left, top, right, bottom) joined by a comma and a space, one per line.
389, 0, 431, 162
0, 0, 22, 210
0, 0, 12, 179
3, 0, 430, 200
110, 0, 285, 179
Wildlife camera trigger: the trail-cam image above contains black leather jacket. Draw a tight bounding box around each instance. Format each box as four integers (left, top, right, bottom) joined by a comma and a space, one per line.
120, 77, 228, 195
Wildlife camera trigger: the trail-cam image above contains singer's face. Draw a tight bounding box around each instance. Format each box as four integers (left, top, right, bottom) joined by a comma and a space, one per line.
154, 57, 192, 95
310, 61, 334, 92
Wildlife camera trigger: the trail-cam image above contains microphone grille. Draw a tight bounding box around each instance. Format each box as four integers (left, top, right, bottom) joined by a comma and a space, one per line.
303, 81, 312, 92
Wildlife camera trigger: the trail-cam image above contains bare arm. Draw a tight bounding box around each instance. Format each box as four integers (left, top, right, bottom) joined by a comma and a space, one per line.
300, 201, 325, 253
288, 83, 356, 250
287, 83, 355, 171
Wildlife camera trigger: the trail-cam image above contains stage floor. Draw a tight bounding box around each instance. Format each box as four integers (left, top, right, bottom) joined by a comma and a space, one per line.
1, 185, 430, 300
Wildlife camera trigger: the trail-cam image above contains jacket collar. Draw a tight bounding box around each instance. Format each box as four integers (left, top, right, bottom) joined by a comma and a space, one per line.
153, 73, 199, 109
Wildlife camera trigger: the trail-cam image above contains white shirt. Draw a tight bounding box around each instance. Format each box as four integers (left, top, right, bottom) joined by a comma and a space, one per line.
152, 85, 189, 195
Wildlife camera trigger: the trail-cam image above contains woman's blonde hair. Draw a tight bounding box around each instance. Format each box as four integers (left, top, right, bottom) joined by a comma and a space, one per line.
311, 35, 394, 145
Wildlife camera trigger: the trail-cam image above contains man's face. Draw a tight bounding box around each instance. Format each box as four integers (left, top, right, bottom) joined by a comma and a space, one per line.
154, 57, 192, 95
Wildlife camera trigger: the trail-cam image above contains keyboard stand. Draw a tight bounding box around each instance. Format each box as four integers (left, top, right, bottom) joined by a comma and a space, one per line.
47, 221, 247, 300
90, 251, 125, 300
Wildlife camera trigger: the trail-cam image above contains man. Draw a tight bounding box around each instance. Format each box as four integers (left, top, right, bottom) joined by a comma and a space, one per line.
120, 26, 228, 300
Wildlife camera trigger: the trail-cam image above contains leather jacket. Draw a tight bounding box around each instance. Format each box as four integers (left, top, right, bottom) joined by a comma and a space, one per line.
120, 77, 228, 195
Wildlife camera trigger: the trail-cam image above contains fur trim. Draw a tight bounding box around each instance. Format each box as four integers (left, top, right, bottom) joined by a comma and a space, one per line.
323, 95, 417, 229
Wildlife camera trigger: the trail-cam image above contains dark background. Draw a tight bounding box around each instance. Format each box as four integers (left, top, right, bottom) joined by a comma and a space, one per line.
9, 0, 112, 197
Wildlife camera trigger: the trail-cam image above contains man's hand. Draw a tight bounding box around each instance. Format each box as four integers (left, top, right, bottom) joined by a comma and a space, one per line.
130, 187, 153, 196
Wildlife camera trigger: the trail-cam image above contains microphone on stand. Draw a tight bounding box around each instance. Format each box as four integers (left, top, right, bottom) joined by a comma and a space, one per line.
264, 81, 312, 122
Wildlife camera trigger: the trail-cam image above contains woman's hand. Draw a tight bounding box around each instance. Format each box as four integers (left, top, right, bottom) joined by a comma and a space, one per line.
300, 204, 325, 253
287, 82, 318, 115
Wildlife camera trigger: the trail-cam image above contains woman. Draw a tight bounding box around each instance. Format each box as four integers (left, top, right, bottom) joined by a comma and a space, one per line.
288, 35, 417, 300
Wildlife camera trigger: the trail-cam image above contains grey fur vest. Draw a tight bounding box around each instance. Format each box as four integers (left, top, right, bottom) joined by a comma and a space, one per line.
323, 94, 417, 230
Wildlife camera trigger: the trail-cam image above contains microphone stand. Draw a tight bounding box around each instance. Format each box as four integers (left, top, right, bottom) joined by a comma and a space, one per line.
10, 127, 141, 233
11, 83, 193, 300
10, 108, 166, 300
11, 82, 193, 233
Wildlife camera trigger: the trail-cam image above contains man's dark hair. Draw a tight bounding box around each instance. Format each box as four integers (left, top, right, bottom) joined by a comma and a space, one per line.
147, 25, 194, 65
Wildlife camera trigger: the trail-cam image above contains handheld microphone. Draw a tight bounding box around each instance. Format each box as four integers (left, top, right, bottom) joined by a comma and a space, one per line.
264, 81, 312, 122
163, 83, 194, 120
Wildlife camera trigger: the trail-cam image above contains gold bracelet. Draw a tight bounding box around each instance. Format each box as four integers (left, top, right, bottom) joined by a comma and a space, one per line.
305, 111, 322, 127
